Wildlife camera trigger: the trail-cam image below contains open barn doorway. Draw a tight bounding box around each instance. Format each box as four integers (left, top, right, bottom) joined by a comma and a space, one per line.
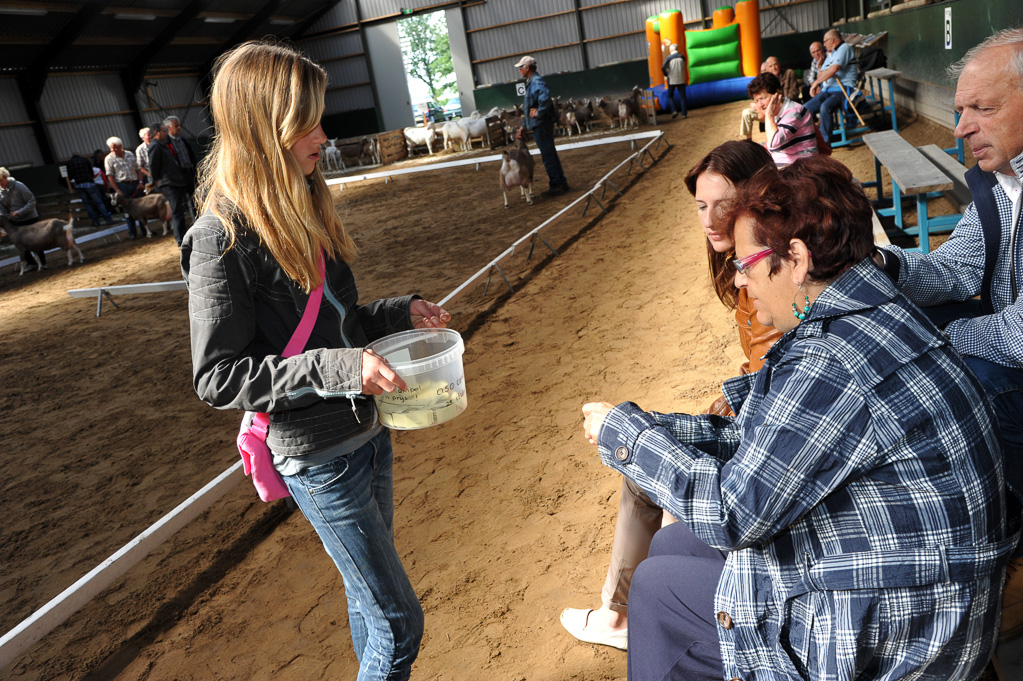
397, 10, 460, 126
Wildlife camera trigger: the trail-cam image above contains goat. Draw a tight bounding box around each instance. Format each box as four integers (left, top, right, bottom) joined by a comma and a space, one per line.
499, 135, 534, 208
574, 99, 595, 133
323, 139, 343, 171
111, 191, 171, 237
403, 125, 437, 156
457, 112, 489, 149
595, 97, 618, 130
617, 87, 642, 130
441, 120, 469, 152
0, 215, 84, 275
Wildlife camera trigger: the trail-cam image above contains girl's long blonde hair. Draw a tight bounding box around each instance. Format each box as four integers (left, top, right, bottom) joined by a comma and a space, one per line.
198, 40, 355, 291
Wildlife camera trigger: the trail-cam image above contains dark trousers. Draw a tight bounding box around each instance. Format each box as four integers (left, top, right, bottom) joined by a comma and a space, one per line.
114, 181, 140, 237
530, 121, 568, 189
803, 89, 845, 143
923, 301, 1023, 514
159, 185, 190, 246
628, 520, 726, 681
666, 83, 687, 117
75, 183, 112, 225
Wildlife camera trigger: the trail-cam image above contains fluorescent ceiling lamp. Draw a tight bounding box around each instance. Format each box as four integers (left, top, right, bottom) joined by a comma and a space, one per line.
269, 18, 296, 25
114, 13, 157, 20
203, 16, 237, 23
0, 7, 48, 16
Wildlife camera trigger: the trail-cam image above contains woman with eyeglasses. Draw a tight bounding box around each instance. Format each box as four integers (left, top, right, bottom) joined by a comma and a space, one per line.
560, 140, 781, 655
581, 155, 1013, 681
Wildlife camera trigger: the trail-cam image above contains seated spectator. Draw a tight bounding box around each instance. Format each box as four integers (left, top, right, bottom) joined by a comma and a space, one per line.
104, 136, 145, 239
65, 151, 114, 227
801, 41, 826, 102
581, 155, 1014, 681
762, 56, 799, 101
746, 72, 818, 166
0, 167, 46, 271
804, 29, 858, 145
738, 61, 770, 140
874, 27, 1023, 638
560, 141, 780, 652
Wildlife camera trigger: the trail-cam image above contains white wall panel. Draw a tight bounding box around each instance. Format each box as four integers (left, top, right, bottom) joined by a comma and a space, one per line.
303, 31, 365, 61
325, 83, 375, 112
48, 114, 137, 160
41, 74, 127, 120
307, 0, 359, 32
0, 78, 29, 123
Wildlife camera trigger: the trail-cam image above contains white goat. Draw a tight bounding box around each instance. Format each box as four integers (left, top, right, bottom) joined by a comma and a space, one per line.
457, 112, 489, 149
441, 120, 468, 152
403, 126, 436, 156
323, 138, 343, 171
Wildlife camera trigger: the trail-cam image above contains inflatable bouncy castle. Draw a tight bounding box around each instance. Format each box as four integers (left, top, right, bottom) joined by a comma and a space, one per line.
646, 1, 762, 111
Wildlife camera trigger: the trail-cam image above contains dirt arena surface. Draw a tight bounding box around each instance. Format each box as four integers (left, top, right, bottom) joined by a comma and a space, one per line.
1, 103, 963, 680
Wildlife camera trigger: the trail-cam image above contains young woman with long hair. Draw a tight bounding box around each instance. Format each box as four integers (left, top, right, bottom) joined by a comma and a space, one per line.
560, 140, 782, 650
182, 40, 449, 680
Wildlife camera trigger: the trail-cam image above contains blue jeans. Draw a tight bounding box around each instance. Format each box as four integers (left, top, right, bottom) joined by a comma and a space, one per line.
75, 183, 112, 224
666, 83, 687, 117
803, 88, 845, 143
530, 120, 568, 189
283, 430, 423, 680
114, 181, 140, 236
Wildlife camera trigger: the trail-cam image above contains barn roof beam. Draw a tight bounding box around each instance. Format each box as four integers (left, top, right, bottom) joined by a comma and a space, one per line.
121, 0, 210, 134
19, 0, 108, 164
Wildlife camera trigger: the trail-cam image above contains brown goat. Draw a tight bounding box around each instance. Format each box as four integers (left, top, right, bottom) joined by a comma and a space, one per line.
0, 215, 84, 275
111, 191, 172, 237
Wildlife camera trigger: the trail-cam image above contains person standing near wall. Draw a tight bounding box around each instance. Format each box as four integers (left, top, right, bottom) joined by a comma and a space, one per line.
65, 151, 115, 228
148, 121, 191, 246
516, 55, 570, 198
661, 44, 688, 120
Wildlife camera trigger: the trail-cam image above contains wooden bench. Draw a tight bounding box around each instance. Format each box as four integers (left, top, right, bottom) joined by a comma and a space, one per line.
67, 280, 186, 317
917, 144, 972, 212
862, 130, 958, 253
863, 67, 902, 132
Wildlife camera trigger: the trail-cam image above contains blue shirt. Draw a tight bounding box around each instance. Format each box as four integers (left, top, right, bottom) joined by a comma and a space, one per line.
822, 42, 857, 90
522, 73, 554, 130
886, 150, 1023, 368
598, 259, 1012, 681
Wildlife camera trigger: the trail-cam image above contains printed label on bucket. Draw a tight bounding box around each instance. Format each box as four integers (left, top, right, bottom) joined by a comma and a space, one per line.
375, 375, 467, 430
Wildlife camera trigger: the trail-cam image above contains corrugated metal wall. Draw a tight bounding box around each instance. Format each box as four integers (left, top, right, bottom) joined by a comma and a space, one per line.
136, 75, 211, 140
41, 73, 136, 161
0, 79, 44, 167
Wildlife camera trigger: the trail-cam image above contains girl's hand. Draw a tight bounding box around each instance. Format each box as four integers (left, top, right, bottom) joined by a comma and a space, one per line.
361, 349, 407, 395
410, 299, 451, 329
582, 401, 614, 445
766, 92, 783, 118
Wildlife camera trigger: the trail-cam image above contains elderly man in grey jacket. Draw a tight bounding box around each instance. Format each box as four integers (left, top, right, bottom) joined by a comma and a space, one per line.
0, 166, 45, 270
661, 43, 688, 119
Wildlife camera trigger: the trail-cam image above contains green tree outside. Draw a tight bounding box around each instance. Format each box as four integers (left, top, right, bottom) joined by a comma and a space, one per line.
398, 12, 455, 104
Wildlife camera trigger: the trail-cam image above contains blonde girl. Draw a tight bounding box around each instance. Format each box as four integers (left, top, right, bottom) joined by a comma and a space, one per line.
182, 40, 448, 680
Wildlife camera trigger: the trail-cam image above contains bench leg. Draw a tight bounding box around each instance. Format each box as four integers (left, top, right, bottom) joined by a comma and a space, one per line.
96, 289, 120, 317
873, 156, 885, 204
916, 194, 930, 254
892, 182, 904, 232
886, 79, 898, 132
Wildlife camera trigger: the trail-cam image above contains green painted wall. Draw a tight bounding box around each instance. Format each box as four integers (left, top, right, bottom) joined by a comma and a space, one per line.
842, 0, 1023, 87
473, 61, 649, 112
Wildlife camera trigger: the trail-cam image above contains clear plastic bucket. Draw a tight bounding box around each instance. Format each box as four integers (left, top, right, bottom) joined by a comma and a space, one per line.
367, 328, 467, 430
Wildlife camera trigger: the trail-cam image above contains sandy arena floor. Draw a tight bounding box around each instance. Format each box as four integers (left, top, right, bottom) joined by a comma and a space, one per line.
0, 102, 963, 680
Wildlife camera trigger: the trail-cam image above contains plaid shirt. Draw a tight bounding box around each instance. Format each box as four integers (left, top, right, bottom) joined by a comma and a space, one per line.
885, 151, 1023, 368
599, 259, 1013, 681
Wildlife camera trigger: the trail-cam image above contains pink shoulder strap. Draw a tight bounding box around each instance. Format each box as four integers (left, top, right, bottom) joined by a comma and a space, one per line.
282, 250, 325, 358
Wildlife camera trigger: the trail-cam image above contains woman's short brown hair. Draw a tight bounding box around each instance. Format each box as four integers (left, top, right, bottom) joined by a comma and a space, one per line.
727, 155, 875, 282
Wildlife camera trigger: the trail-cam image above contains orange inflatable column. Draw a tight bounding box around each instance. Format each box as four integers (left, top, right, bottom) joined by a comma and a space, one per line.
711, 6, 734, 30
659, 9, 686, 83
646, 15, 664, 88
736, 0, 763, 77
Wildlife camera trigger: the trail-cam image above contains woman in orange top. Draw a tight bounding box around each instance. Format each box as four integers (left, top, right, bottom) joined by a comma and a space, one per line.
560, 140, 782, 649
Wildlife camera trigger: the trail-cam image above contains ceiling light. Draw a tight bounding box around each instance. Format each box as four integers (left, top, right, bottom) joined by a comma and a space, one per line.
269, 18, 296, 25
203, 16, 237, 23
114, 13, 156, 20
0, 7, 48, 16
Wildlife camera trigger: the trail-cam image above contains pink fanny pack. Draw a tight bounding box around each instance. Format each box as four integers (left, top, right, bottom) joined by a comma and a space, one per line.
237, 252, 325, 502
